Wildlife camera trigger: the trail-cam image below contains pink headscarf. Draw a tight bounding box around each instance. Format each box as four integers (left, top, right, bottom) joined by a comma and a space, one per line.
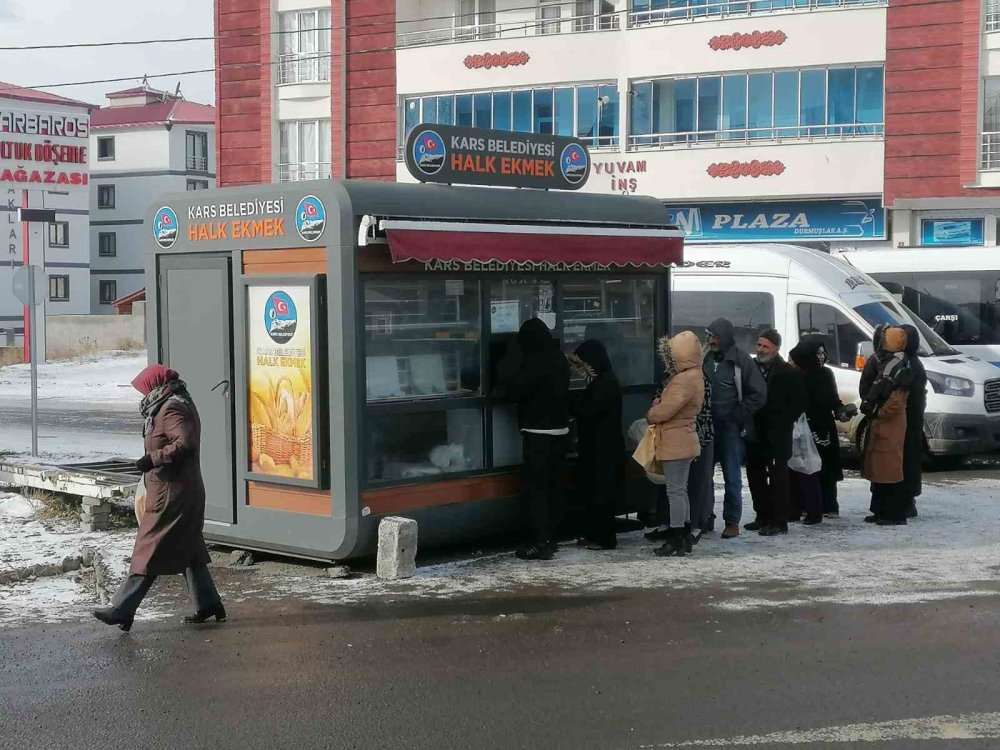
131, 364, 179, 396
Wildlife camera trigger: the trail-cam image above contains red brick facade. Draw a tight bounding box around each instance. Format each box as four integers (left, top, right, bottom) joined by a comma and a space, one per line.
884, 0, 998, 204
214, 0, 397, 187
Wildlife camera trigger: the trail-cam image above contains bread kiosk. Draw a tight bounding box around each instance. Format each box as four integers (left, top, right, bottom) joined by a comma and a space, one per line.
146, 126, 683, 560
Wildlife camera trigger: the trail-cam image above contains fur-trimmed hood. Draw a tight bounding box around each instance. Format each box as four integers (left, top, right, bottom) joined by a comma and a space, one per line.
659, 331, 703, 378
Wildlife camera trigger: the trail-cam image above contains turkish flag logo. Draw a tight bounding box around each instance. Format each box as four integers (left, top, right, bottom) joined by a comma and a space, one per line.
161, 213, 173, 226
305, 202, 318, 218
274, 298, 289, 315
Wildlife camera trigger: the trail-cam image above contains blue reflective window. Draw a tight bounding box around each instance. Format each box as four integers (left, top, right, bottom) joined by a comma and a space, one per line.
404, 98, 419, 137
748, 73, 773, 138
630, 81, 652, 141
437, 96, 454, 125
456, 94, 473, 127
800, 69, 826, 133
493, 91, 511, 131
674, 79, 696, 135
513, 90, 533, 133
697, 76, 721, 139
774, 71, 798, 133
855, 66, 884, 132
474, 93, 492, 128
578, 85, 599, 140
554, 87, 575, 137
599, 84, 619, 145
722, 74, 747, 139
421, 97, 438, 125
827, 68, 855, 133
534, 88, 553, 134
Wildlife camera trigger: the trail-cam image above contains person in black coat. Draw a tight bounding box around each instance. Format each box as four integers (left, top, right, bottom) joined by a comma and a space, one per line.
900, 324, 926, 518
569, 340, 623, 550
499, 318, 571, 560
745, 329, 806, 536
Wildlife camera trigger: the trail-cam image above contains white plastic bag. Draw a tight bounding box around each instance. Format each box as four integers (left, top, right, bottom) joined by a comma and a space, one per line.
134, 473, 147, 524
788, 414, 822, 475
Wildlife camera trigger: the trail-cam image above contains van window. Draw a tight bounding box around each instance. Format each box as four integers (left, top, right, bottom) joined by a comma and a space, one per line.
797, 302, 869, 369
672, 291, 774, 352
852, 299, 958, 357
874, 271, 1000, 347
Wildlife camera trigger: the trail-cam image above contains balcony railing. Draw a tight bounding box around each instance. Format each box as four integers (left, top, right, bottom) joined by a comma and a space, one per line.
627, 122, 883, 149
397, 8, 620, 48
186, 155, 208, 172
279, 162, 332, 182
982, 132, 1000, 171
277, 53, 332, 85
630, 0, 886, 26
988, 0, 1000, 31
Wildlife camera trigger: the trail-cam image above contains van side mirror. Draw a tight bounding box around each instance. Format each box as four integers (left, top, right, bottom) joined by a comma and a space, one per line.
855, 341, 874, 371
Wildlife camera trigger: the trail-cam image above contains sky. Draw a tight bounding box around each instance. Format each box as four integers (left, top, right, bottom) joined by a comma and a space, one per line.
0, 0, 216, 106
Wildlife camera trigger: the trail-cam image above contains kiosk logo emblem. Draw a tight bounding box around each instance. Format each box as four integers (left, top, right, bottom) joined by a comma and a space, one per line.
264, 291, 298, 344
412, 130, 446, 176
153, 206, 179, 249
560, 144, 588, 185
295, 195, 326, 243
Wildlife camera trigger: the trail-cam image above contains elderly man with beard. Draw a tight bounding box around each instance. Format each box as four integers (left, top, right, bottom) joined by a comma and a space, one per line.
744, 330, 806, 537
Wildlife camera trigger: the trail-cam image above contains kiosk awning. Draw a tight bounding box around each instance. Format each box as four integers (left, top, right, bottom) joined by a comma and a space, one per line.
381, 220, 684, 268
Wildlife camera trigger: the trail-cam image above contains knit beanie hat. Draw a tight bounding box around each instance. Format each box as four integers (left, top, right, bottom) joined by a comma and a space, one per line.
759, 329, 782, 349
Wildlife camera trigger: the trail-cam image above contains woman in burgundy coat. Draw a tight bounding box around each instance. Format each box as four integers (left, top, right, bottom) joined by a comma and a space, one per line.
93, 364, 226, 632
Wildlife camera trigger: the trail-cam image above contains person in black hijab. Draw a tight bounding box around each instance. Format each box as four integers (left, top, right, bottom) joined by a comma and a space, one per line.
900, 324, 926, 518
500, 318, 571, 560
569, 340, 623, 550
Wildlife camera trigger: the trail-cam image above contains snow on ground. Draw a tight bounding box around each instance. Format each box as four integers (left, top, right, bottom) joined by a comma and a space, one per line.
2, 472, 1000, 630
0, 426, 142, 465
0, 351, 145, 405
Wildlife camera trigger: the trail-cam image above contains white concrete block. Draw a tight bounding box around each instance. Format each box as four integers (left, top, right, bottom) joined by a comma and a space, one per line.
376, 517, 418, 581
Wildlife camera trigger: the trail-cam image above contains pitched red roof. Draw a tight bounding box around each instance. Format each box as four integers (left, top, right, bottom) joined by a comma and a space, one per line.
106, 86, 175, 100
91, 99, 215, 130
0, 81, 93, 109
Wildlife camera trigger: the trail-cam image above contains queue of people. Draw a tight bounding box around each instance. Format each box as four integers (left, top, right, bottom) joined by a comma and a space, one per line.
500, 316, 926, 562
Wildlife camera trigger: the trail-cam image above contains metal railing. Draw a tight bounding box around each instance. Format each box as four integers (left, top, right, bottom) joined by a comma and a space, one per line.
186, 155, 208, 172
279, 162, 332, 182
627, 122, 883, 149
629, 0, 885, 26
982, 132, 1000, 171
277, 53, 332, 85
397, 8, 620, 47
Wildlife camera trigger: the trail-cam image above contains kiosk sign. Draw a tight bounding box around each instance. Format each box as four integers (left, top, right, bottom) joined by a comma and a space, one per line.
404, 124, 591, 190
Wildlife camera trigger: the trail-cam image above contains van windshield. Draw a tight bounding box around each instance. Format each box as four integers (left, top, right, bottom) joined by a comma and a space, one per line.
852, 301, 959, 357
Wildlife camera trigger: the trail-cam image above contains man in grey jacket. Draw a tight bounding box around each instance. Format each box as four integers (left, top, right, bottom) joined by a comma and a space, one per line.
703, 318, 767, 538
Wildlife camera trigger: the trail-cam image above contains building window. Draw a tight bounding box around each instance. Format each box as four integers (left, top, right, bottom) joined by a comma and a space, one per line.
629, 65, 884, 147
455, 0, 496, 41
187, 179, 209, 191
401, 83, 619, 151
97, 136, 115, 161
279, 119, 332, 181
574, 1, 618, 31
797, 303, 869, 370
48, 221, 69, 248
987, 0, 1000, 32
49, 275, 69, 302
630, 0, 885, 27
98, 184, 115, 209
98, 232, 117, 257
538, 0, 563, 34
99, 280, 117, 305
277, 8, 332, 84
982, 78, 1000, 170
186, 131, 209, 172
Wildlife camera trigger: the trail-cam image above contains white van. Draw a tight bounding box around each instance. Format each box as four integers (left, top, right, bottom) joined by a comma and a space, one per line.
837, 248, 1000, 367
671, 244, 1000, 457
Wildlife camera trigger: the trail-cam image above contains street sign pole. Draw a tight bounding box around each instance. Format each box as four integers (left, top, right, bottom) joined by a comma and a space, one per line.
28, 269, 37, 457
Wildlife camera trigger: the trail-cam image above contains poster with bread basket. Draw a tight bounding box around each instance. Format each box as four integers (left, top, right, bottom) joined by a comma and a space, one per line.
247, 281, 321, 487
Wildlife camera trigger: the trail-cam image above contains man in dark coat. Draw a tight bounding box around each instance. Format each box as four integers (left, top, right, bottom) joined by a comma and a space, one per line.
569, 340, 623, 550
500, 318, 571, 560
900, 325, 926, 518
745, 330, 806, 536
703, 318, 767, 539
93, 364, 225, 632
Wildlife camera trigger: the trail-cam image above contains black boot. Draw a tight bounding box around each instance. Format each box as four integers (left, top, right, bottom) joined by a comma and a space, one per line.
654, 528, 688, 557
802, 515, 823, 526
516, 543, 555, 560
744, 518, 765, 531
183, 604, 227, 624
700, 514, 716, 534
683, 522, 695, 553
93, 608, 134, 632
906, 502, 918, 519
759, 523, 789, 536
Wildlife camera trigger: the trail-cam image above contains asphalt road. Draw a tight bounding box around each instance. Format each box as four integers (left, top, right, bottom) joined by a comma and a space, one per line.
0, 401, 141, 435
4, 580, 1000, 749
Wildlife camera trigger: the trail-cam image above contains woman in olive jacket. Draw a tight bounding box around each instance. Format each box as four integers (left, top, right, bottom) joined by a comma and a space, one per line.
646, 331, 706, 557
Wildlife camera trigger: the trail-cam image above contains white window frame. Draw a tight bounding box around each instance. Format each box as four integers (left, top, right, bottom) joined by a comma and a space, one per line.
48, 221, 69, 248
186, 131, 209, 172
277, 8, 332, 84
455, 0, 496, 40
186, 179, 210, 191
279, 119, 332, 182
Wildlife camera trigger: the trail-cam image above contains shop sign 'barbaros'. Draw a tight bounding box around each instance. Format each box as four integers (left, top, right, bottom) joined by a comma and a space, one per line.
404, 124, 591, 191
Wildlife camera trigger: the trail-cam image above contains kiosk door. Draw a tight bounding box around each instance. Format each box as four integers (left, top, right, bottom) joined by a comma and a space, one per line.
159, 255, 236, 524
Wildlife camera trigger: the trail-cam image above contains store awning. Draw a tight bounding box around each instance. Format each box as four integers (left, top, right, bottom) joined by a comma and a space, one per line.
381, 220, 684, 268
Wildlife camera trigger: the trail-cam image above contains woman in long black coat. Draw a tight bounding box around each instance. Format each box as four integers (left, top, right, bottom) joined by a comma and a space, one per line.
569, 340, 623, 550
93, 364, 226, 632
900, 325, 926, 517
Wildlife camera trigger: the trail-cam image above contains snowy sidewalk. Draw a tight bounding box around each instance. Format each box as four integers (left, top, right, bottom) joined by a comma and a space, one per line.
2, 472, 1000, 630
0, 351, 146, 404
